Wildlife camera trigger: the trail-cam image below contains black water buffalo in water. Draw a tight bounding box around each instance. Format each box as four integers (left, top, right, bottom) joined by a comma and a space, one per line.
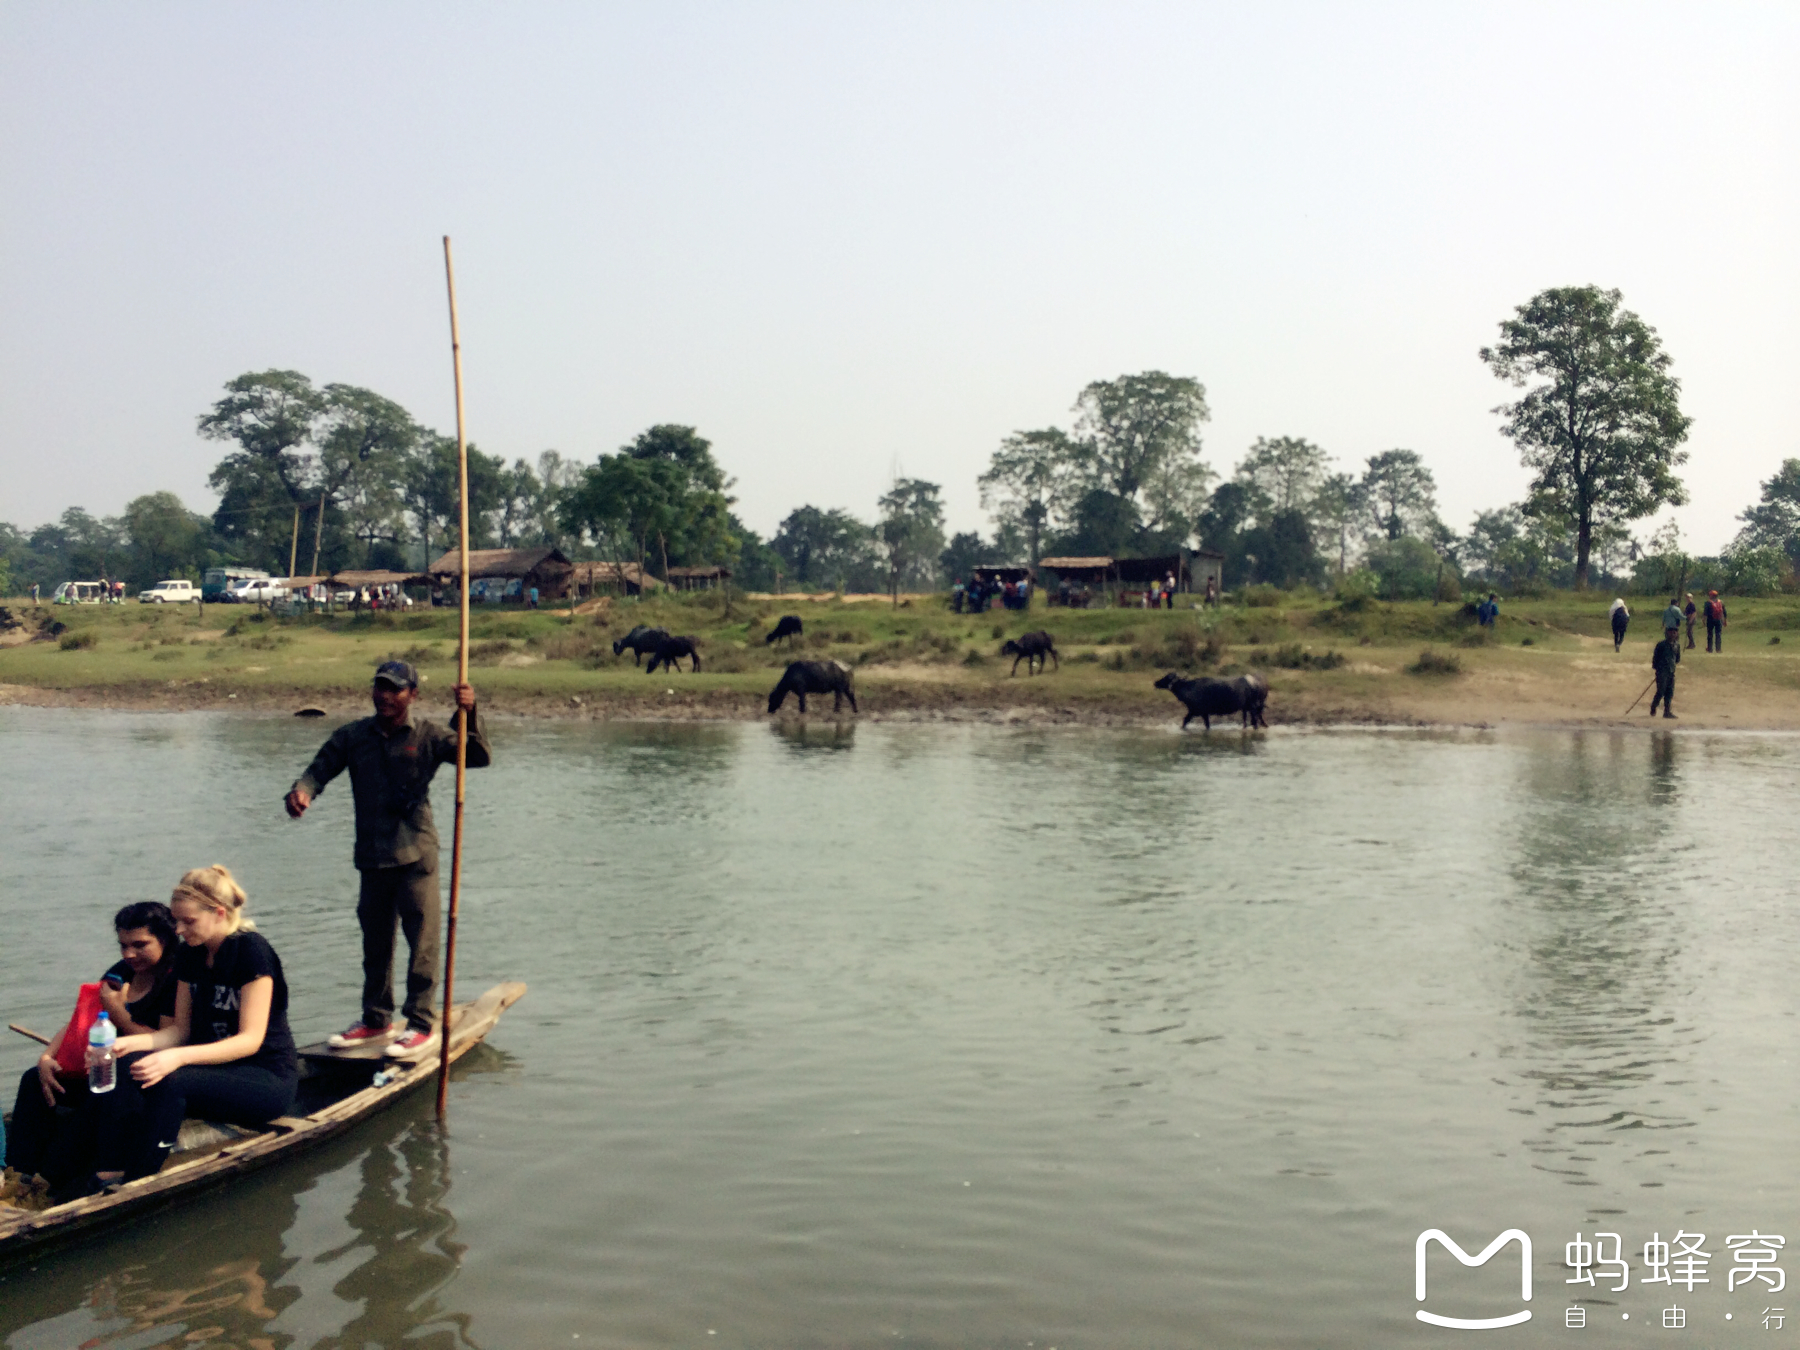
645, 635, 702, 673
765, 614, 804, 647
1154, 671, 1269, 730
768, 659, 857, 714
999, 630, 1059, 676
613, 625, 670, 665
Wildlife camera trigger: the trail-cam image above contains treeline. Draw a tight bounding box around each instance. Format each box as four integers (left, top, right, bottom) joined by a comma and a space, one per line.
5, 286, 1799, 599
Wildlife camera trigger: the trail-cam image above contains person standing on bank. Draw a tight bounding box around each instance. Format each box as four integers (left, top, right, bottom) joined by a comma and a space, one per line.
1662, 597, 1685, 637
284, 660, 490, 1057
1704, 590, 1727, 653
1609, 597, 1630, 652
1684, 592, 1698, 650
1650, 624, 1681, 719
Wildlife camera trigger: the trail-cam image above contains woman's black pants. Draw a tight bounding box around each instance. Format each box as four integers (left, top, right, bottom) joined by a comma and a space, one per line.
93, 1055, 296, 1181
6, 1068, 97, 1187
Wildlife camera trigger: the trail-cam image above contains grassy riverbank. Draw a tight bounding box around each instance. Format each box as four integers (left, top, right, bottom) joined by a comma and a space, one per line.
5, 590, 1800, 729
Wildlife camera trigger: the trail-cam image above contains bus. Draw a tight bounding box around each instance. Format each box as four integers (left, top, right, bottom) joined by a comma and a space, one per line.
202, 566, 270, 603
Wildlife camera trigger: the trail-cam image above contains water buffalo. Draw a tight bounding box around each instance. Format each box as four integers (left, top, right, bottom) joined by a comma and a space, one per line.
645, 635, 702, 673
613, 625, 669, 665
768, 659, 857, 714
1154, 671, 1269, 730
765, 614, 805, 647
1000, 630, 1059, 676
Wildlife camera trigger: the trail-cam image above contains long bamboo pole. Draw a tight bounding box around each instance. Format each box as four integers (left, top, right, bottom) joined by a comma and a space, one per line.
437, 236, 471, 1120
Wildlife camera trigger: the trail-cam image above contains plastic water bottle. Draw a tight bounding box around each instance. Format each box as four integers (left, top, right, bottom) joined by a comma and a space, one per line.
87, 1011, 117, 1094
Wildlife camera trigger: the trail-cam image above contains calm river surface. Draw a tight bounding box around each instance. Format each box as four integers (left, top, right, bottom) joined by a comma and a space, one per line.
2, 709, 1798, 1348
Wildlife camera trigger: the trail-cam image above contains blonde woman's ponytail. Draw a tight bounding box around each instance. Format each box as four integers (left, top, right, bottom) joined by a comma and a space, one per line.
171, 864, 255, 933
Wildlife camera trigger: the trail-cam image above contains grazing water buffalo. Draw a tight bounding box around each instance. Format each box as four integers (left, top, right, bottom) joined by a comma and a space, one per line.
1154, 671, 1269, 730
613, 625, 670, 665
645, 635, 702, 673
765, 614, 805, 647
999, 630, 1059, 676
768, 659, 857, 714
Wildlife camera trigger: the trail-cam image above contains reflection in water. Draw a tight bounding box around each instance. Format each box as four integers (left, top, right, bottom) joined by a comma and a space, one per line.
1506, 732, 1697, 1196
312, 1117, 477, 1350
0, 1053, 515, 1350
768, 719, 856, 752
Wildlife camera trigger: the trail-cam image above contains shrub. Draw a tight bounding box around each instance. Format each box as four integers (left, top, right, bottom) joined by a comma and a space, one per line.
151, 649, 182, 662
961, 648, 987, 666
1243, 584, 1283, 608
532, 634, 597, 662
1521, 637, 1535, 646
1409, 647, 1462, 675
59, 631, 96, 651
1458, 629, 1495, 648
991, 624, 1005, 639
468, 640, 515, 665
393, 643, 442, 664
1250, 642, 1344, 670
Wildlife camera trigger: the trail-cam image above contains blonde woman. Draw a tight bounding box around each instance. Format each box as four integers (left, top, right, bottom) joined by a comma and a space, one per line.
91, 867, 298, 1185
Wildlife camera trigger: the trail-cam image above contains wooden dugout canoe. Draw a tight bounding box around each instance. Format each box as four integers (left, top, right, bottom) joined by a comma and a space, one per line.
0, 981, 525, 1262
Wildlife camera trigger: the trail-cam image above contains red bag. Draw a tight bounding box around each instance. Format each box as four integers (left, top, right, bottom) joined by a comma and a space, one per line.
52, 983, 104, 1076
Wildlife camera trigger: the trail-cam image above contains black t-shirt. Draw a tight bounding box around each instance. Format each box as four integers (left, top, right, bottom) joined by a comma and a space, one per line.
173, 931, 298, 1078
102, 959, 179, 1032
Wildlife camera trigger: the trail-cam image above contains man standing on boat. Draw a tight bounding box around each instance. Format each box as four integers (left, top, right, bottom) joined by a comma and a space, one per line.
283, 660, 491, 1057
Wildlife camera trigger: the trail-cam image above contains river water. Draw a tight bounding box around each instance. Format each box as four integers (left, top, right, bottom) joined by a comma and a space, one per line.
2, 709, 1798, 1348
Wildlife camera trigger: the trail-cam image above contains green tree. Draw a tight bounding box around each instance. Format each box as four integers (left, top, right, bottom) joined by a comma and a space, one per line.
1310, 472, 1364, 575
1071, 371, 1211, 509
1195, 480, 1269, 589
199, 370, 328, 568
875, 478, 947, 593
769, 506, 881, 590
978, 428, 1081, 565
405, 434, 507, 564
122, 492, 211, 588
1734, 458, 1800, 569
939, 531, 996, 584
1237, 436, 1328, 514
1360, 449, 1438, 541
1480, 285, 1692, 589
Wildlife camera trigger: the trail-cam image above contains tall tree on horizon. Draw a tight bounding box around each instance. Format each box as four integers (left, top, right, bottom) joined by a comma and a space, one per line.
1480, 285, 1691, 589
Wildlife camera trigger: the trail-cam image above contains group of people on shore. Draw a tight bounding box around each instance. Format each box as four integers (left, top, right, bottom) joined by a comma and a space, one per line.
5, 659, 489, 1204
1640, 592, 1728, 719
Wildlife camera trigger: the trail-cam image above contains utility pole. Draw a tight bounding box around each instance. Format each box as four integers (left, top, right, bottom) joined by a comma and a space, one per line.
288, 505, 301, 579
310, 491, 326, 578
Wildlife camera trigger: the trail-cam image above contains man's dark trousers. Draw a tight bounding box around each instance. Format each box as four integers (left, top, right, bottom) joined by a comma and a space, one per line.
358, 855, 440, 1031
1707, 619, 1723, 652
1650, 672, 1675, 716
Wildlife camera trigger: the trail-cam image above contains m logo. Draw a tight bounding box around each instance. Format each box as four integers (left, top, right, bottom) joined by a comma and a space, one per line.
1416, 1229, 1533, 1329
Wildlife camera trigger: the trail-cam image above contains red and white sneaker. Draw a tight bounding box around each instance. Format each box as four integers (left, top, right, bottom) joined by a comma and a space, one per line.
328, 1021, 398, 1049
384, 1027, 439, 1058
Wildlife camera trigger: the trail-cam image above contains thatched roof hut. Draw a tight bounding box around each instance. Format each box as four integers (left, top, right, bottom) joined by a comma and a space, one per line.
426, 547, 574, 599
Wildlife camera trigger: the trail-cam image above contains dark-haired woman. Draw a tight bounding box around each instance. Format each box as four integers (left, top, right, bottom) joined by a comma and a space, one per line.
4, 902, 180, 1193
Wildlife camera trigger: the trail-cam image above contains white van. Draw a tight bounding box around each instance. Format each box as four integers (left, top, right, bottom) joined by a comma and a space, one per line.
52, 581, 105, 604
138, 579, 199, 604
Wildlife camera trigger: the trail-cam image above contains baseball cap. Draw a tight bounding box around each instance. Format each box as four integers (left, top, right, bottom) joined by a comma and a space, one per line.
373, 660, 418, 689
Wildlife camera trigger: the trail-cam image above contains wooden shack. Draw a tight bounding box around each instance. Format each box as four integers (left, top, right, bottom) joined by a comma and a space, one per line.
665, 565, 732, 591
568, 560, 663, 598
1037, 551, 1224, 601
427, 547, 574, 601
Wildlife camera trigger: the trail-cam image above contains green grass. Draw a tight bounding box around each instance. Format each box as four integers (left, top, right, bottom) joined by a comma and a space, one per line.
5, 589, 1800, 719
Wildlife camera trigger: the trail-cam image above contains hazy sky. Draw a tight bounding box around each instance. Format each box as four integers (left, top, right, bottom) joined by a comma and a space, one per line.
2, 3, 1794, 552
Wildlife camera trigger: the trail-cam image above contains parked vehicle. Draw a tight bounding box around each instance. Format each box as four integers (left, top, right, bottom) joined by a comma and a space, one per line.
202, 566, 270, 603
137, 579, 199, 604
228, 579, 288, 605
52, 581, 105, 604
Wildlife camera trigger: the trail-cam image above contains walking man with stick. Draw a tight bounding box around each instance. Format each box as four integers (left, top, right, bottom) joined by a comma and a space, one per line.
1649, 624, 1681, 719
283, 661, 491, 1057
